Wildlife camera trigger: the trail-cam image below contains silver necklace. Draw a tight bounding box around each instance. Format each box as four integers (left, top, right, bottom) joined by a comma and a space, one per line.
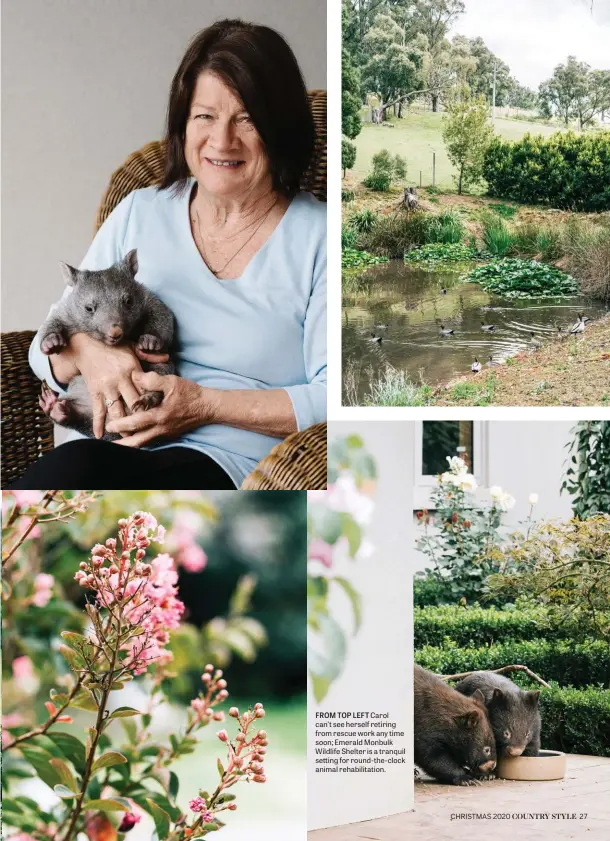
194, 198, 278, 278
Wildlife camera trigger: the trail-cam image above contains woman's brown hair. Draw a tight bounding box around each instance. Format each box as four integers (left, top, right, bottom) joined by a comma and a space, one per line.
160, 19, 315, 197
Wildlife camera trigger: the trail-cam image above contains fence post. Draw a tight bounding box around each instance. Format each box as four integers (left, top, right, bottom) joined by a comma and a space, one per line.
420, 170, 422, 187
433, 152, 436, 187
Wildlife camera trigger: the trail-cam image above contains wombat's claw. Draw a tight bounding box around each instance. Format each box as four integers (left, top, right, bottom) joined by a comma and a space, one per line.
40, 332, 67, 355
475, 773, 497, 782
39, 383, 71, 424
130, 390, 163, 413
137, 333, 163, 352
459, 778, 482, 786
414, 767, 420, 778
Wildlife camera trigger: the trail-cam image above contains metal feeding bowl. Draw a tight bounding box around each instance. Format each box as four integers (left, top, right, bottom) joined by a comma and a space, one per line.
497, 749, 566, 781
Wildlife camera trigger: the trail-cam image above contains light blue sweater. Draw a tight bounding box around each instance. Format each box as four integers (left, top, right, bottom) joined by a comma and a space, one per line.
29, 183, 327, 487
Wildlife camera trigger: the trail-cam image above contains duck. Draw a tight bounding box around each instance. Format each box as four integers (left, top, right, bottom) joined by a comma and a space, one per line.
439, 324, 454, 335
471, 358, 482, 374
570, 314, 586, 334
480, 321, 496, 332
375, 323, 389, 330
530, 332, 542, 349
486, 355, 502, 367
369, 333, 383, 344
440, 288, 447, 295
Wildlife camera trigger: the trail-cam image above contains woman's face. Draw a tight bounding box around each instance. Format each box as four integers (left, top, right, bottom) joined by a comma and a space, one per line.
185, 71, 270, 199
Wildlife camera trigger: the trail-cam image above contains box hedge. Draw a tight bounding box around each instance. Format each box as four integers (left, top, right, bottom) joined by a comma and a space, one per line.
483, 131, 610, 212
415, 638, 610, 688
413, 605, 607, 648
539, 684, 610, 758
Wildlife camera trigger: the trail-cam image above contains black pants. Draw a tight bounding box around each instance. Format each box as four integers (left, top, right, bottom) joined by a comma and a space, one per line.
10, 440, 237, 490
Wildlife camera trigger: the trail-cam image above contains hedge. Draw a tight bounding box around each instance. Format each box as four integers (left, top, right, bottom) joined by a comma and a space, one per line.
413, 605, 608, 648
415, 638, 610, 688
539, 684, 610, 757
483, 131, 610, 212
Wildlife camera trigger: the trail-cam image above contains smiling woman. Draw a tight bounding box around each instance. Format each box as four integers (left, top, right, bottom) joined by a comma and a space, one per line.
13, 19, 326, 490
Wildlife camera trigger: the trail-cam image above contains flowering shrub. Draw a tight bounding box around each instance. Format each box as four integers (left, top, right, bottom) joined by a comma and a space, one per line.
416, 456, 536, 603
2, 506, 268, 841
308, 435, 376, 702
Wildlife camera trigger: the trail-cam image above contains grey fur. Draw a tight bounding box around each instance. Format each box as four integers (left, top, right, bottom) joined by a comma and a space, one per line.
455, 671, 541, 758
39, 249, 176, 439
414, 665, 497, 786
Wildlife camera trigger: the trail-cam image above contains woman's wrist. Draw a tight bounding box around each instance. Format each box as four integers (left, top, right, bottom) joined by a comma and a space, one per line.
199, 386, 297, 438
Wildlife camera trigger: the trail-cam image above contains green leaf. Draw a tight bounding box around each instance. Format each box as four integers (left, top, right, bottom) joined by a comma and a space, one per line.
333, 577, 362, 633
61, 631, 90, 650
307, 613, 347, 682
217, 757, 225, 778
59, 644, 86, 669
169, 771, 179, 800
109, 706, 141, 719
342, 515, 362, 557
53, 784, 79, 799
310, 674, 332, 703
49, 757, 78, 791
70, 687, 98, 712
146, 799, 171, 839
91, 751, 128, 773
84, 799, 130, 813
121, 718, 138, 745
46, 732, 86, 775
19, 746, 62, 789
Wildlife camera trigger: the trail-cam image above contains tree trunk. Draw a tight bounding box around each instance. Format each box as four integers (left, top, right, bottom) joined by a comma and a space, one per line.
458, 165, 464, 195
432, 94, 439, 112
398, 101, 403, 119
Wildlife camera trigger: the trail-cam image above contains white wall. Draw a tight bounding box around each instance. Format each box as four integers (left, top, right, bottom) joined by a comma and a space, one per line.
1, 0, 326, 331
309, 421, 415, 831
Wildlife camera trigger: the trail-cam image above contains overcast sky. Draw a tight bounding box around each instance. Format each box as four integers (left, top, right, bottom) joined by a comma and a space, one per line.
450, 0, 610, 89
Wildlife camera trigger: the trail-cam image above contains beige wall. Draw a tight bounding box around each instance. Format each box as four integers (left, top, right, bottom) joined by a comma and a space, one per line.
1, 0, 326, 330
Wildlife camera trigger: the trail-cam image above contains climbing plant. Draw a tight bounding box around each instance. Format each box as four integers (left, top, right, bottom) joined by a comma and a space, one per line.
563, 421, 610, 516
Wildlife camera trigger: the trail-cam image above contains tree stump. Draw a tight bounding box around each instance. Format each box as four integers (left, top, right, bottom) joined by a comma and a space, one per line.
403, 187, 419, 211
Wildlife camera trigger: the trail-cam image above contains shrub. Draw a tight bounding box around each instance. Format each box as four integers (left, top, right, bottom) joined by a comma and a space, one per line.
463, 258, 578, 298
342, 138, 357, 176
539, 683, 610, 757
489, 203, 517, 219
561, 220, 610, 303
564, 421, 610, 518
348, 209, 377, 233
358, 212, 431, 258
341, 189, 355, 203
341, 247, 388, 270
483, 131, 610, 211
363, 149, 407, 192
415, 638, 610, 688
341, 224, 357, 249
426, 211, 465, 244
405, 243, 479, 266
413, 604, 609, 648
512, 221, 541, 256
413, 574, 456, 607
363, 172, 392, 191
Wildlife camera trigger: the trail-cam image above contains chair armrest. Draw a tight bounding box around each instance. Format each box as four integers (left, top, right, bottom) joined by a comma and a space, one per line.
240, 422, 327, 490
1, 330, 54, 487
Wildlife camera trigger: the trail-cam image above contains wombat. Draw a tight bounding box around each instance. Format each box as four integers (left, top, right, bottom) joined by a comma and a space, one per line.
38, 249, 176, 439
455, 671, 541, 758
414, 665, 497, 786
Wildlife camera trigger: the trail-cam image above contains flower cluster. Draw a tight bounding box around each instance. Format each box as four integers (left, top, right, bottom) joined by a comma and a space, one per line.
166, 509, 208, 573
440, 456, 477, 492
490, 486, 516, 511
190, 663, 229, 723
73, 512, 184, 674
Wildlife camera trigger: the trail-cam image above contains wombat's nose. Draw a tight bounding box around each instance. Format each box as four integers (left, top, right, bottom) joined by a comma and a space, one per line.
108, 325, 123, 339
506, 746, 524, 757
479, 759, 496, 772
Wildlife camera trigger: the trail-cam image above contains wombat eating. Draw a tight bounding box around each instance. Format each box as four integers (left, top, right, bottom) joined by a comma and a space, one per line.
455, 671, 541, 758
38, 249, 176, 439
414, 665, 497, 786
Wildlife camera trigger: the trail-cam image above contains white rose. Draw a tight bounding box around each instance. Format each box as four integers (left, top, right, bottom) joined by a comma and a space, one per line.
459, 474, 478, 493
490, 486, 503, 500
528, 493, 539, 505
499, 492, 516, 511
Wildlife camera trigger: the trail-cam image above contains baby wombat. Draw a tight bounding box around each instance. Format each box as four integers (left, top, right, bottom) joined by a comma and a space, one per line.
414, 665, 497, 786
38, 249, 176, 439
455, 672, 541, 758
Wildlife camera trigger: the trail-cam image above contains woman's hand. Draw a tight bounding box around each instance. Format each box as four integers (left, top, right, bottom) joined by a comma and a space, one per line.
105, 371, 218, 447
64, 334, 170, 438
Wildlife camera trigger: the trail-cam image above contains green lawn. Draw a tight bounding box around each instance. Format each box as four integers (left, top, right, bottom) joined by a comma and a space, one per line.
351, 110, 571, 189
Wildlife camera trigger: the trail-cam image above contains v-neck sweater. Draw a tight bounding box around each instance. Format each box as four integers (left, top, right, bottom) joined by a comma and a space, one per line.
29, 182, 327, 487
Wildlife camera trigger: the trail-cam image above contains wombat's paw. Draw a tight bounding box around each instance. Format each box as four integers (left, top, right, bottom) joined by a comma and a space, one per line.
39, 385, 72, 425
414, 767, 420, 778
474, 773, 497, 782
458, 778, 482, 787
41, 331, 67, 355
137, 333, 164, 352
130, 390, 163, 413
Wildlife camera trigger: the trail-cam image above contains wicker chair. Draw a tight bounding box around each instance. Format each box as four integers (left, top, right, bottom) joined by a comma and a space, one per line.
1, 91, 327, 489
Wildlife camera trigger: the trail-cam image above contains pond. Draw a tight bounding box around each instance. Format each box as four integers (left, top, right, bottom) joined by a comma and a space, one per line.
342, 260, 608, 403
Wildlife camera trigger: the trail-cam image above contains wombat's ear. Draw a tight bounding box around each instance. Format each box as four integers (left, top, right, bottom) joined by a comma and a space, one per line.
527, 690, 541, 706
124, 249, 139, 277
489, 688, 504, 705
472, 688, 486, 706
59, 261, 78, 287
456, 711, 480, 730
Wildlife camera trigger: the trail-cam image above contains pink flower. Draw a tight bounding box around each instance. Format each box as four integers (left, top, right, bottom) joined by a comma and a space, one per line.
166, 511, 207, 572
179, 542, 207, 573
308, 538, 333, 569
12, 655, 34, 681
32, 573, 54, 607
189, 796, 208, 813
201, 811, 215, 823
10, 491, 43, 507
118, 812, 141, 832
2, 713, 23, 728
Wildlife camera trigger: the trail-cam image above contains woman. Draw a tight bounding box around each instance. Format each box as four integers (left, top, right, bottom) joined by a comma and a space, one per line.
15, 19, 326, 490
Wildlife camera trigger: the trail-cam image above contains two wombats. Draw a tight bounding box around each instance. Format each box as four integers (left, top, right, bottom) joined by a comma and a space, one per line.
455, 671, 541, 758
414, 665, 497, 786
39, 249, 176, 439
